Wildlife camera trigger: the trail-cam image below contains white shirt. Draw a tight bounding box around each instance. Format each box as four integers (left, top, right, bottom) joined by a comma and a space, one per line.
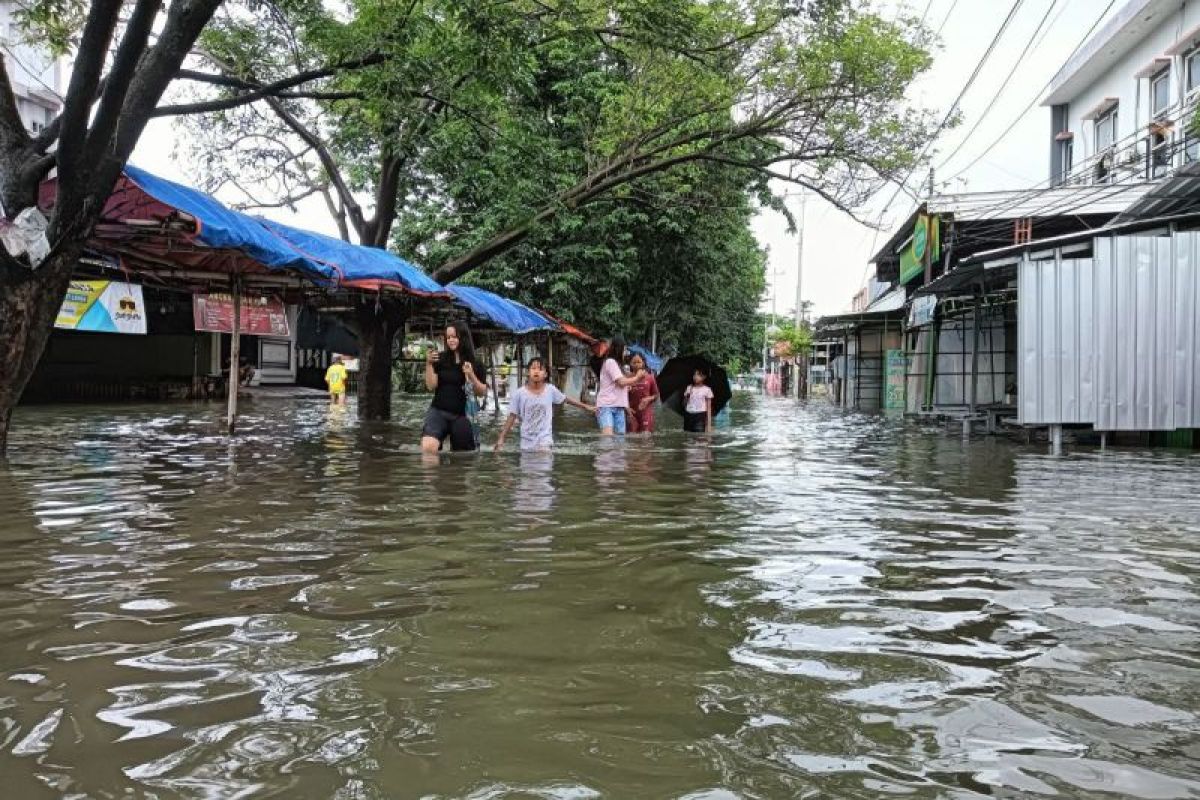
684, 384, 713, 413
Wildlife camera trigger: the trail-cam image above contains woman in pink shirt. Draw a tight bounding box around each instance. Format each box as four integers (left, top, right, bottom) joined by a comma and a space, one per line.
594, 336, 644, 436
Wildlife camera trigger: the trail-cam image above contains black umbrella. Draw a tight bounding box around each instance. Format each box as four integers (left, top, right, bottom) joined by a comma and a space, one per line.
657, 355, 732, 416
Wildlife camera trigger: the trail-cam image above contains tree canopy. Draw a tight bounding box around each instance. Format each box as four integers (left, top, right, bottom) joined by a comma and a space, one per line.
179, 0, 936, 351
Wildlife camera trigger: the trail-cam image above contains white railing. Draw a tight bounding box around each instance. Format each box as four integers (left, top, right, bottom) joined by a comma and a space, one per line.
1056, 98, 1199, 187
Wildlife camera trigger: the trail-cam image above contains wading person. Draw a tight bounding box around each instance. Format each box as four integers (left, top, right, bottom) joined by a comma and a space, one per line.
324, 354, 348, 405
421, 323, 488, 452
683, 368, 714, 433
626, 352, 659, 433
594, 336, 644, 436
494, 356, 595, 452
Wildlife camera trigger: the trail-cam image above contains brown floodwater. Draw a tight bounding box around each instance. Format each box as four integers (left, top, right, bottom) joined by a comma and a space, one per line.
0, 394, 1197, 799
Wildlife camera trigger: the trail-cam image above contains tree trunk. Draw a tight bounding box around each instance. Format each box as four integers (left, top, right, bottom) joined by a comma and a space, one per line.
355, 297, 405, 421
0, 246, 80, 456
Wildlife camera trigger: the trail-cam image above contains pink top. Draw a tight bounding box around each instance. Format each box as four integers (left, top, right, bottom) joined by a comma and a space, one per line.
595, 358, 628, 408
684, 384, 714, 413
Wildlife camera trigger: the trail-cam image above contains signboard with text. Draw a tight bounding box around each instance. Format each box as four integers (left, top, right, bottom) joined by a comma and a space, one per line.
192, 293, 290, 337
884, 349, 907, 412
55, 281, 147, 334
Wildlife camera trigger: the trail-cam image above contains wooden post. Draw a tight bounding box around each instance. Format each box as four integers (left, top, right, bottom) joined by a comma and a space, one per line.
517, 336, 524, 385
547, 332, 555, 387
487, 336, 501, 416
226, 277, 242, 433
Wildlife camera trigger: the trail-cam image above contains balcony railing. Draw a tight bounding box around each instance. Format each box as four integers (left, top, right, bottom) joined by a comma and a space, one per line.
1056, 98, 1199, 187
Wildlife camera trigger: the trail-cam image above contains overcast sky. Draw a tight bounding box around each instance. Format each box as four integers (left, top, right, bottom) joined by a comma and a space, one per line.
131, 0, 1121, 319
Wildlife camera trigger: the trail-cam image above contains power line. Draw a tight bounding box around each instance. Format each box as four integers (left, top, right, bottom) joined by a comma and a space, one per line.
877, 0, 1025, 222
944, 0, 1121, 182
934, 0, 959, 36
935, 0, 1060, 171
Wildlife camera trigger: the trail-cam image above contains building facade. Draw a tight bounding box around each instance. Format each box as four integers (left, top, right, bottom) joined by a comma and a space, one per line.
0, 2, 62, 136
1046, 0, 1200, 186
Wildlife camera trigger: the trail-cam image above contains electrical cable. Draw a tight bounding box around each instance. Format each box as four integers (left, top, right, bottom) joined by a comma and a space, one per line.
935, 0, 1060, 171
876, 0, 1026, 230
944, 0, 1121, 182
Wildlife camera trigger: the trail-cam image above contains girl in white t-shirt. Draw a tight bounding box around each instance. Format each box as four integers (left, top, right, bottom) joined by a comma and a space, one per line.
682, 368, 714, 432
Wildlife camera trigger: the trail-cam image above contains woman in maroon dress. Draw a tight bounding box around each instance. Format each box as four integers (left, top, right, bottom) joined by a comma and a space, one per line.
626, 352, 660, 433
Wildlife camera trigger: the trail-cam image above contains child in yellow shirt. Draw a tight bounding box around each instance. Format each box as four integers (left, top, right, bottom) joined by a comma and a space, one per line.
325, 355, 349, 405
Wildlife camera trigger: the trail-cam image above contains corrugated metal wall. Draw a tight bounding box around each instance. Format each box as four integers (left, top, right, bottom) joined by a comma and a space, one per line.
1018, 232, 1200, 430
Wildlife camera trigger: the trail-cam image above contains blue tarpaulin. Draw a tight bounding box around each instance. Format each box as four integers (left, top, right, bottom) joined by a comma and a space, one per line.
627, 343, 664, 373
447, 284, 558, 334
121, 165, 337, 282
257, 220, 444, 295
120, 165, 444, 294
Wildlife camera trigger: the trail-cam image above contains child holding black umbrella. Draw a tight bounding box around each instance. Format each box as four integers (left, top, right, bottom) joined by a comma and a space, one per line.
683, 368, 714, 433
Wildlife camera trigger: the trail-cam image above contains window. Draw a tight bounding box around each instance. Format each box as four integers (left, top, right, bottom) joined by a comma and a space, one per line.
1187, 48, 1200, 94
1151, 69, 1171, 116
1095, 106, 1118, 152
1059, 138, 1073, 181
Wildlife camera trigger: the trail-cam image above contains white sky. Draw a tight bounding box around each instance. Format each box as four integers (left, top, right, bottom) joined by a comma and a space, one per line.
129, 0, 1123, 320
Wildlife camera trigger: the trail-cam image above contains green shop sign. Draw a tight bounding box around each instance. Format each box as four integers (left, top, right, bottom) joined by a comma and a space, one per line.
899, 214, 939, 285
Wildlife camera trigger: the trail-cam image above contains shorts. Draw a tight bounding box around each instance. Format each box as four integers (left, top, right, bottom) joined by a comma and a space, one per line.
422, 406, 477, 451
596, 405, 627, 434
683, 411, 708, 432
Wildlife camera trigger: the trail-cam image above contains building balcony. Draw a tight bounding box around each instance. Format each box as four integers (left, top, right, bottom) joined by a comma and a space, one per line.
1057, 99, 1200, 188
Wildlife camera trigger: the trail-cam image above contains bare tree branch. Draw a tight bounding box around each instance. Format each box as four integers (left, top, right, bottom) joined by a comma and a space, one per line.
152, 53, 386, 117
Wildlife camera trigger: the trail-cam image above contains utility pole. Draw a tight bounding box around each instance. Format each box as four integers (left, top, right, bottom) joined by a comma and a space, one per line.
794, 190, 806, 329
793, 191, 806, 399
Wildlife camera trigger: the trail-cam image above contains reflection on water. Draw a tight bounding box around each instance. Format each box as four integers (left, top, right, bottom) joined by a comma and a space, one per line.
0, 396, 1198, 798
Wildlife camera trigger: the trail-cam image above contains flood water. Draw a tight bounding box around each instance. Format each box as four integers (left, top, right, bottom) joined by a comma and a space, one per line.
0, 394, 1198, 799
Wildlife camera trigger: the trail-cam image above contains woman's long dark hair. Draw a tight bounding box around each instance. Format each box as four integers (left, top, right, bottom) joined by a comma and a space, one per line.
591, 335, 626, 377
442, 321, 477, 365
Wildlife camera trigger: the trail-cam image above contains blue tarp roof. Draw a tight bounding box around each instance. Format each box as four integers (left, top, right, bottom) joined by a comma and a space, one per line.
447, 284, 558, 334
257, 220, 444, 295
627, 343, 664, 373
123, 165, 336, 282
122, 165, 443, 294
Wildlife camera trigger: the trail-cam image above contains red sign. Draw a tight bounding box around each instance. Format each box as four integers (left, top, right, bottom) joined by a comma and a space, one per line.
192, 293, 290, 336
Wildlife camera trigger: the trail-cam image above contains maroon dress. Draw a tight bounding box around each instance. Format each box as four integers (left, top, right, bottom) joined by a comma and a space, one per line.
627, 372, 659, 433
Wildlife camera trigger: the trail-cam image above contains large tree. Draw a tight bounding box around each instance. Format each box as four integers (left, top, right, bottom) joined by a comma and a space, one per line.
0, 0, 399, 453
183, 0, 936, 417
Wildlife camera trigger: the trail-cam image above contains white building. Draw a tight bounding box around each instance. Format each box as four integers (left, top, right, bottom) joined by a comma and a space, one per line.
1044, 0, 1200, 185
0, 2, 62, 134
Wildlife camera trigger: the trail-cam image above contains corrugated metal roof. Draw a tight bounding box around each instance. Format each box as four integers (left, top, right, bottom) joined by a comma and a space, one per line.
964, 210, 1200, 265
1114, 162, 1200, 221
870, 184, 1151, 265
926, 182, 1154, 220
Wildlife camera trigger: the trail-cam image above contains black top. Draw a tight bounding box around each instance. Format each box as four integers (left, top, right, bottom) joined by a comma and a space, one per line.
431, 354, 487, 415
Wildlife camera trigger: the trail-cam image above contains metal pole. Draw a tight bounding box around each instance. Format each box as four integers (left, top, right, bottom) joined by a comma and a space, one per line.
794, 190, 806, 330
650, 322, 658, 355
969, 293, 981, 413
226, 277, 242, 433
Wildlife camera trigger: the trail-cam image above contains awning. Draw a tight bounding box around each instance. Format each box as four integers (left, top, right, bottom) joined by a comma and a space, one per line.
447, 284, 558, 334
814, 304, 905, 336
258, 219, 445, 296
48, 165, 446, 296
